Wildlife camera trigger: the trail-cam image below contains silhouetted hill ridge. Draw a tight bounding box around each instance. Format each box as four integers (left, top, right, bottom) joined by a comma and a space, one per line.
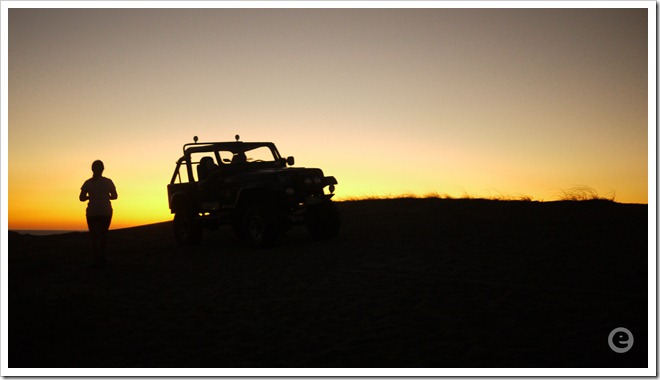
9, 198, 648, 368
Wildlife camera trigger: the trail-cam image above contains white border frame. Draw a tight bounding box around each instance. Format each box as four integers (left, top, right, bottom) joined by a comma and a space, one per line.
1, 1, 655, 377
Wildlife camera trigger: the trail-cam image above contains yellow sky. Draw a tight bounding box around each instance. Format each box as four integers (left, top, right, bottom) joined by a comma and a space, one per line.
5, 4, 652, 230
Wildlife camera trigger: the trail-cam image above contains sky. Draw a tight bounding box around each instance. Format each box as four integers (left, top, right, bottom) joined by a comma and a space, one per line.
5, 3, 652, 231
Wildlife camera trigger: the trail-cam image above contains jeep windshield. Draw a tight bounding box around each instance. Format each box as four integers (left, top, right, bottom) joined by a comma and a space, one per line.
216, 143, 280, 165
173, 142, 286, 183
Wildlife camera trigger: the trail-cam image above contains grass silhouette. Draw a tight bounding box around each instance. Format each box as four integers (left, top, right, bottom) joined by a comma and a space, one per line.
555, 185, 616, 202
339, 186, 618, 203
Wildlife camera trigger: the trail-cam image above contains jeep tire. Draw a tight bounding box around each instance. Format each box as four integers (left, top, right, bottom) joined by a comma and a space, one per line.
242, 205, 278, 248
173, 211, 203, 246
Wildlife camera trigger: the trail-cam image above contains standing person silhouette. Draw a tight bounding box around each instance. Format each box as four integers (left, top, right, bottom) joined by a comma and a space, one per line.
79, 160, 118, 265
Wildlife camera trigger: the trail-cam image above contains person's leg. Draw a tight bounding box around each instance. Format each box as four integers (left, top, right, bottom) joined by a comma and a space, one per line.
98, 215, 112, 262
93, 230, 103, 264
87, 216, 106, 265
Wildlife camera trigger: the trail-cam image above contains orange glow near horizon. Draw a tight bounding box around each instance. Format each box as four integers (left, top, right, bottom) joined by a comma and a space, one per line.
6, 7, 651, 231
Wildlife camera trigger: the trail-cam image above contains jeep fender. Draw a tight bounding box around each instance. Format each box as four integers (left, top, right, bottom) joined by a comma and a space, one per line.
236, 185, 289, 212
235, 186, 270, 208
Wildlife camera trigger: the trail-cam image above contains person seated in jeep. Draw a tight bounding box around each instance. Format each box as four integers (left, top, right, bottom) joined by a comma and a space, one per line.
232, 152, 247, 164
197, 156, 218, 181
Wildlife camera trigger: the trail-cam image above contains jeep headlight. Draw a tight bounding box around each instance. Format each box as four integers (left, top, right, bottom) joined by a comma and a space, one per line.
285, 187, 295, 196
304, 178, 313, 186
313, 176, 322, 185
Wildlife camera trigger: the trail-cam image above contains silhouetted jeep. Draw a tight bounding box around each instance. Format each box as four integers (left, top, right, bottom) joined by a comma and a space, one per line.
167, 136, 340, 247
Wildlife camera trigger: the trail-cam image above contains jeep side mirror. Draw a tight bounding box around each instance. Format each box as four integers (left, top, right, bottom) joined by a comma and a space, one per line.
286, 156, 295, 166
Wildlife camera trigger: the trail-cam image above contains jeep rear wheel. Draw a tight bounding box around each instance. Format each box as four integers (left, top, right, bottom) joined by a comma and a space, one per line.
242, 205, 277, 248
306, 201, 340, 240
173, 211, 203, 246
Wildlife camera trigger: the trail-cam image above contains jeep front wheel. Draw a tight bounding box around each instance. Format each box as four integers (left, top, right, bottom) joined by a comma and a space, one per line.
242, 205, 277, 248
173, 211, 203, 246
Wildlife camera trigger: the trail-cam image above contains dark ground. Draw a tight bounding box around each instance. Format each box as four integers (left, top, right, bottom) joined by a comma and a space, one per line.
8, 198, 649, 368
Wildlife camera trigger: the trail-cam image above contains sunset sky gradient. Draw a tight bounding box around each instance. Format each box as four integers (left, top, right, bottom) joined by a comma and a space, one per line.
4, 2, 653, 230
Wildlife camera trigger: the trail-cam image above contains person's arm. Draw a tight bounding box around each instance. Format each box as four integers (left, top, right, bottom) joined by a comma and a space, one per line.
79, 187, 88, 202
109, 180, 118, 200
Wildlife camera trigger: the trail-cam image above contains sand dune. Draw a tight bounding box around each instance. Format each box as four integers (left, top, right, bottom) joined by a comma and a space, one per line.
9, 199, 648, 368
